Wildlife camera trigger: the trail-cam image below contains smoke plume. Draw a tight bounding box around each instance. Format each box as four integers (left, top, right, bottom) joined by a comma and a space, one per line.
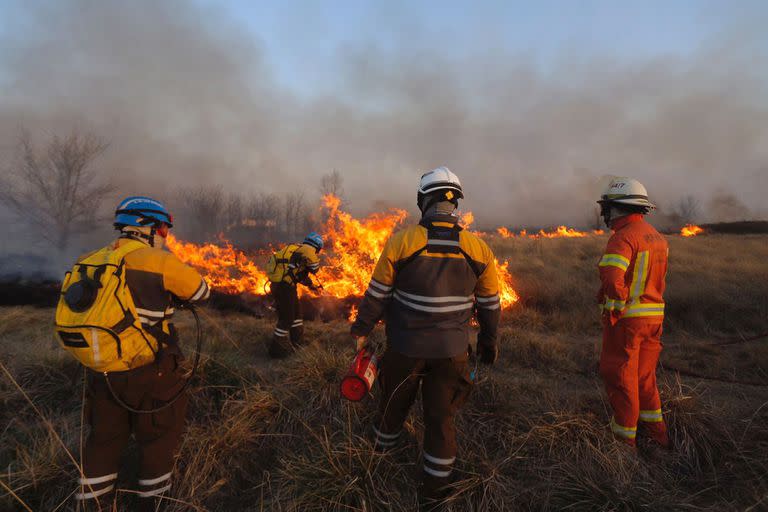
1, 0, 766, 244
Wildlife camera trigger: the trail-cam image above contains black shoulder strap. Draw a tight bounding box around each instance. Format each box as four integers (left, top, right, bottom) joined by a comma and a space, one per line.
397, 222, 482, 278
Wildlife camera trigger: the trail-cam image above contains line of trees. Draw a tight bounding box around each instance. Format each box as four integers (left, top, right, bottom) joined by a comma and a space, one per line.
0, 129, 348, 251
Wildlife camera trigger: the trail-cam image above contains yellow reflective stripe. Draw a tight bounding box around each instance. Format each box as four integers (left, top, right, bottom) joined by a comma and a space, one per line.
630, 250, 649, 300
639, 409, 664, 422
623, 302, 665, 318
610, 417, 637, 439
599, 254, 630, 271
602, 298, 626, 311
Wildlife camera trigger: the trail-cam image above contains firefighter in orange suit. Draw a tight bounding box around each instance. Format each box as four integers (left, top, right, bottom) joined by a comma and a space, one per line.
596, 178, 670, 449
350, 167, 500, 508
70, 197, 209, 511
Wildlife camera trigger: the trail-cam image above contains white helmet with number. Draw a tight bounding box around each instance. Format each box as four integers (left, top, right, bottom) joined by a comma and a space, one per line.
598, 177, 656, 211
417, 166, 464, 211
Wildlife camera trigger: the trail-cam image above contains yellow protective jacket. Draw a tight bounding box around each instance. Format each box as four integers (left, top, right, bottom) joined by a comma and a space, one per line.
100, 238, 208, 370
351, 214, 500, 358
267, 243, 321, 285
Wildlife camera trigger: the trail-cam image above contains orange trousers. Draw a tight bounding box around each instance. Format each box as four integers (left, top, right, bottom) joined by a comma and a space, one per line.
599, 318, 669, 447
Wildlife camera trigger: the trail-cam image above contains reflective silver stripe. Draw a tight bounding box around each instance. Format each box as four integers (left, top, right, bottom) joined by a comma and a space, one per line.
76, 485, 114, 500
369, 279, 393, 292
639, 409, 663, 422
138, 472, 172, 486
373, 426, 401, 440
599, 255, 630, 271
395, 289, 474, 303
478, 303, 500, 310
423, 466, 452, 478
135, 308, 164, 318
274, 328, 288, 336
475, 295, 499, 303
137, 484, 172, 498
79, 473, 118, 485
292, 320, 303, 326
366, 288, 393, 300
610, 417, 637, 439
190, 280, 210, 302
394, 294, 474, 313
427, 239, 460, 247
138, 316, 160, 326
424, 453, 456, 466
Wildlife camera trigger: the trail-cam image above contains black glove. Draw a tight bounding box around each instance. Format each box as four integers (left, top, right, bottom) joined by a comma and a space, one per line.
477, 343, 498, 365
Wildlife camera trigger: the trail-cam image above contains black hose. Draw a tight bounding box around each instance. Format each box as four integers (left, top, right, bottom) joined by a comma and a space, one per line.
103, 304, 203, 414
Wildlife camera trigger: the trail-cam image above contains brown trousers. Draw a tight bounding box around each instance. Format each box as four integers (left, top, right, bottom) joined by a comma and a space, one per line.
77, 349, 188, 511
373, 347, 473, 498
269, 281, 304, 358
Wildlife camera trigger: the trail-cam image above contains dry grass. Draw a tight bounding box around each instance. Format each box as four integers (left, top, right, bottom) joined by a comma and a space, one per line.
1, 234, 767, 511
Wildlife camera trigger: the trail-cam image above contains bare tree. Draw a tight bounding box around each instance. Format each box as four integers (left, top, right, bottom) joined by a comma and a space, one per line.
224, 193, 243, 230
283, 192, 307, 239
708, 192, 751, 222
320, 170, 345, 200
674, 195, 701, 224
0, 130, 114, 250
179, 185, 225, 241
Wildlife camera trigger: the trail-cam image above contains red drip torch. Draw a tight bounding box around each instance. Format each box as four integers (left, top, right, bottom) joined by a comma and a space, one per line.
341, 350, 379, 401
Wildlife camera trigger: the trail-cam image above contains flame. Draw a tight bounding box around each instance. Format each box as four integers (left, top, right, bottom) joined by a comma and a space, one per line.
165, 235, 270, 295
167, 195, 520, 310
496, 226, 605, 239
314, 194, 408, 298
681, 224, 704, 237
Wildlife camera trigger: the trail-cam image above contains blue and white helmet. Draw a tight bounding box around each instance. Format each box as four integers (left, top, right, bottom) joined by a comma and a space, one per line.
114, 196, 174, 229
303, 232, 324, 251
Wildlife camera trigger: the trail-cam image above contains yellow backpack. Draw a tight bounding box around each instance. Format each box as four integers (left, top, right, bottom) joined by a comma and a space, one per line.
266, 244, 300, 283
55, 239, 159, 373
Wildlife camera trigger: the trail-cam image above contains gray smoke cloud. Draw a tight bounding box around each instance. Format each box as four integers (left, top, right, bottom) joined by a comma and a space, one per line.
1, 0, 767, 242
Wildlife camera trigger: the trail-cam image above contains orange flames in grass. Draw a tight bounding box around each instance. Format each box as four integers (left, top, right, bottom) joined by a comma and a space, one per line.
680, 224, 704, 237
167, 195, 520, 309
313, 195, 408, 299
496, 226, 605, 239
165, 235, 271, 295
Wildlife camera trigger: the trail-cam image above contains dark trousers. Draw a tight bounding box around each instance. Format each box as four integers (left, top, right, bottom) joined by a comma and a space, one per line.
373, 347, 473, 498
269, 281, 304, 358
77, 349, 188, 511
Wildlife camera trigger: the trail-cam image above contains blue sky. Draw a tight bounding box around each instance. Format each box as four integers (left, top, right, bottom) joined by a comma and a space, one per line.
213, 0, 744, 95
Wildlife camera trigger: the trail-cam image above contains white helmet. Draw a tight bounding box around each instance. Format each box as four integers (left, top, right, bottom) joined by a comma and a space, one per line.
417, 166, 464, 212
598, 177, 656, 211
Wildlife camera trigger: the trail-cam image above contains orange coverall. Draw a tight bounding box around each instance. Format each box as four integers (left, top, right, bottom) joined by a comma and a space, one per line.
597, 214, 670, 448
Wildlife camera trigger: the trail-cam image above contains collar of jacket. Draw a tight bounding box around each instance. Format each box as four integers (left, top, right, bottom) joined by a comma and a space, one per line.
420, 214, 460, 229
610, 213, 644, 232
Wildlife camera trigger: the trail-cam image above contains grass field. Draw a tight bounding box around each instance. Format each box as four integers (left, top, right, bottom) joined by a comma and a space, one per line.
1, 234, 767, 511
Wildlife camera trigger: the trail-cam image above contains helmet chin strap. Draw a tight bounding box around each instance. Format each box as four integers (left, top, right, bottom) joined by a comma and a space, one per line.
601, 204, 635, 228
120, 226, 161, 247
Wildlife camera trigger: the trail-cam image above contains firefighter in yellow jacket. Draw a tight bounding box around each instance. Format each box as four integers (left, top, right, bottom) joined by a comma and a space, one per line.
266, 232, 323, 358
56, 196, 209, 511
350, 168, 501, 506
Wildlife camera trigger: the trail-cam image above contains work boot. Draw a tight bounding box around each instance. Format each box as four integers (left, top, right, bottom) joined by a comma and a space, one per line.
418, 484, 452, 512
290, 321, 306, 347
268, 334, 294, 359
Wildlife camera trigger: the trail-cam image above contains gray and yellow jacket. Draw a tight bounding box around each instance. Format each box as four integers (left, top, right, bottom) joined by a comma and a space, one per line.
351, 214, 500, 358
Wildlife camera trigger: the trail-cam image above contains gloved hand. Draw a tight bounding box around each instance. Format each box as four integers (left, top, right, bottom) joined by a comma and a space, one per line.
477, 343, 498, 365
351, 334, 367, 352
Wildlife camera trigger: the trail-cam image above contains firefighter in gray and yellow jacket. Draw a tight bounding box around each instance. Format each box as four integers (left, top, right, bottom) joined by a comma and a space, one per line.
266, 232, 323, 358
55, 196, 209, 511
350, 168, 501, 506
